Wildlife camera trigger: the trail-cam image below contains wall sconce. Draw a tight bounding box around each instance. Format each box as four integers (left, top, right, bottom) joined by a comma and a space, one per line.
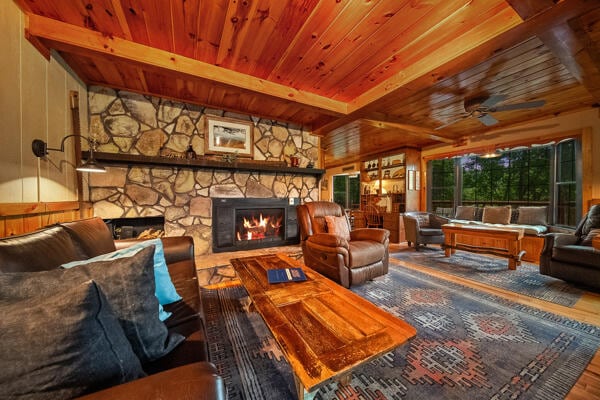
31, 134, 106, 173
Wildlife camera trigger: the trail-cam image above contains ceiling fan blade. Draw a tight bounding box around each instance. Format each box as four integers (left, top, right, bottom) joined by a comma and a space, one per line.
480, 94, 507, 108
478, 113, 499, 126
434, 114, 470, 130
491, 100, 546, 112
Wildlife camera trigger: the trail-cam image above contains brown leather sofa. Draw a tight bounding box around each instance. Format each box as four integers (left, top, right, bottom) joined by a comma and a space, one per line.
297, 201, 390, 288
0, 217, 225, 400
540, 204, 600, 290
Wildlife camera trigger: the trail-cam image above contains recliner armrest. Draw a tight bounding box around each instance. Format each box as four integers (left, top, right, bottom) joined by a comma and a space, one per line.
307, 233, 349, 249
350, 228, 389, 244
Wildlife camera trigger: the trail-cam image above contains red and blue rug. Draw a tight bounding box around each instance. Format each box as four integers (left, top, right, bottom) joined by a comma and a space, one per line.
202, 265, 600, 399
391, 248, 586, 306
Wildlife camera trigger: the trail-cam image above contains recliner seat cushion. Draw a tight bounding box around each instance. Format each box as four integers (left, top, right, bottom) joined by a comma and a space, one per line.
553, 245, 600, 269
419, 228, 443, 237
348, 241, 385, 268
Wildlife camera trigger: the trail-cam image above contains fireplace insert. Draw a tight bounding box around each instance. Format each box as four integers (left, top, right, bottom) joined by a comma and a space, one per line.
212, 197, 300, 252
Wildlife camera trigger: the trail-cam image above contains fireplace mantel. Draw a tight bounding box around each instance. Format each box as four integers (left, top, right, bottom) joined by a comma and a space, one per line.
84, 151, 325, 179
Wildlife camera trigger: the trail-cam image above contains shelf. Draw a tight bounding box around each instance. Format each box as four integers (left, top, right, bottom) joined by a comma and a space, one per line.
85, 151, 325, 179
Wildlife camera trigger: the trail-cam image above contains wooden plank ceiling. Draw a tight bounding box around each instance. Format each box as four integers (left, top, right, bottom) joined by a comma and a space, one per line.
15, 0, 600, 168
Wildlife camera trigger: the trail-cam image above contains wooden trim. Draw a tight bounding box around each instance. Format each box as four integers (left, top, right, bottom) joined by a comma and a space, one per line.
421, 129, 585, 161
0, 201, 92, 217
581, 127, 593, 213
25, 14, 348, 116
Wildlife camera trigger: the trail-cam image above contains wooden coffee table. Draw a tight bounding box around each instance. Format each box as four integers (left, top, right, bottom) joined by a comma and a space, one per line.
442, 223, 526, 270
231, 254, 416, 400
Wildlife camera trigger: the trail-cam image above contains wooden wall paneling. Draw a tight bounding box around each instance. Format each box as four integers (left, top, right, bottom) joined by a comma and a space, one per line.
334, 1, 515, 100
283, 0, 407, 93
0, 2, 23, 203
171, 0, 201, 59
268, 0, 347, 83
118, 0, 150, 44
404, 148, 421, 212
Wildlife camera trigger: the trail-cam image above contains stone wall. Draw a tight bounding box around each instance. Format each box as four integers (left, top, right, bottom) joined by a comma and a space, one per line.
87, 86, 320, 255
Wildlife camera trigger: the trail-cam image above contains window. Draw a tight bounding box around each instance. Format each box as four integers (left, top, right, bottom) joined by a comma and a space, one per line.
333, 175, 360, 210
427, 139, 581, 227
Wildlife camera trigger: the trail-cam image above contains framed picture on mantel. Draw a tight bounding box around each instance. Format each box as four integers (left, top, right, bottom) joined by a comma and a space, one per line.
205, 116, 254, 157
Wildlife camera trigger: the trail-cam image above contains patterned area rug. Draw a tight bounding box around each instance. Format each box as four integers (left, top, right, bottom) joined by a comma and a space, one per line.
391, 248, 585, 307
201, 265, 600, 400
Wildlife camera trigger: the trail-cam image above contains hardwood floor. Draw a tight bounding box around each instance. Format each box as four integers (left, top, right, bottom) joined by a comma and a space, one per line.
195, 243, 600, 399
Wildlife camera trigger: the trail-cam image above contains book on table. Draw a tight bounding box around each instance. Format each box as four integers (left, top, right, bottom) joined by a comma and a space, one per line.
267, 268, 307, 284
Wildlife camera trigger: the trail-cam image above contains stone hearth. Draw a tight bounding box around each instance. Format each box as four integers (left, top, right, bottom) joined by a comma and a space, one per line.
87, 86, 320, 255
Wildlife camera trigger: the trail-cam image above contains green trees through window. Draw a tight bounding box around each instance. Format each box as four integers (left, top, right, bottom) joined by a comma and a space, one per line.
428, 139, 580, 227
333, 175, 360, 210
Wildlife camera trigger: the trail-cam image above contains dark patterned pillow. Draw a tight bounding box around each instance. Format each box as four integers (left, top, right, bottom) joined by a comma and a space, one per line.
482, 206, 511, 224
454, 206, 475, 220
0, 280, 145, 399
581, 228, 600, 246
517, 206, 547, 225
0, 246, 184, 363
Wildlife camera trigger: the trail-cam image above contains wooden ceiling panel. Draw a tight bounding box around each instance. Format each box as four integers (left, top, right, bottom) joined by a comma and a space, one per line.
14, 0, 600, 169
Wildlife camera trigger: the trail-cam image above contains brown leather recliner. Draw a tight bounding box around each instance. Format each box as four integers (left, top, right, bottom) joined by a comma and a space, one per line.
297, 201, 390, 288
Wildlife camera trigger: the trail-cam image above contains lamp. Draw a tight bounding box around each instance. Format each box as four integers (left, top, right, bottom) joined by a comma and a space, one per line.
32, 134, 106, 173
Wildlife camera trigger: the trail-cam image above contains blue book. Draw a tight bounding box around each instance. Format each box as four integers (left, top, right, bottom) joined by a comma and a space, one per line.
267, 268, 307, 284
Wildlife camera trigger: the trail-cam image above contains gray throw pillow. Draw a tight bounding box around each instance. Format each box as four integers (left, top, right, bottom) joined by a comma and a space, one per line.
455, 206, 475, 220
482, 206, 511, 224
581, 228, 600, 246
0, 246, 184, 363
517, 206, 547, 225
0, 280, 145, 400
581, 205, 600, 236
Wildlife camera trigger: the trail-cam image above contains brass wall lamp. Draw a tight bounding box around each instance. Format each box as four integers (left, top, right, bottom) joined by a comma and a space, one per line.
31, 134, 106, 173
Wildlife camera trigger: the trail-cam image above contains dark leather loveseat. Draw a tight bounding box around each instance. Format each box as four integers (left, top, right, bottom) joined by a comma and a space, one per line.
0, 217, 225, 399
540, 204, 600, 290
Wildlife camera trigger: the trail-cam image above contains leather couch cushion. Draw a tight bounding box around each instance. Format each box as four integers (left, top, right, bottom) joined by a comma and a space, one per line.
0, 280, 145, 400
349, 241, 385, 268
553, 245, 600, 269
0, 226, 84, 272
482, 206, 512, 224
62, 217, 117, 258
0, 247, 184, 363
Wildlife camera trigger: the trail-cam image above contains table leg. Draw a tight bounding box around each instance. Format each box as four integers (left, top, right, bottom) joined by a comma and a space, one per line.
444, 233, 452, 257
294, 374, 316, 400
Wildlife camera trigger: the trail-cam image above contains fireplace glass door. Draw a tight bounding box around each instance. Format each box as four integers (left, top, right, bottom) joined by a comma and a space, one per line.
235, 208, 285, 245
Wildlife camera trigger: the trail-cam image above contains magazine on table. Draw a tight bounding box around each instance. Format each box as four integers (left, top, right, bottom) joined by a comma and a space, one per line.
267, 268, 307, 284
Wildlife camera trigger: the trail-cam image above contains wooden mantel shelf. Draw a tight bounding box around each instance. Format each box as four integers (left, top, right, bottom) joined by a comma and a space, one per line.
86, 152, 325, 178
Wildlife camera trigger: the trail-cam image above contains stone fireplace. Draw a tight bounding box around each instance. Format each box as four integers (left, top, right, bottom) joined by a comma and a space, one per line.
87, 86, 320, 255
212, 197, 299, 252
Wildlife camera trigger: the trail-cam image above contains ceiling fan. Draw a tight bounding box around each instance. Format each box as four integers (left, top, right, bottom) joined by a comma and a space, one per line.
435, 94, 546, 130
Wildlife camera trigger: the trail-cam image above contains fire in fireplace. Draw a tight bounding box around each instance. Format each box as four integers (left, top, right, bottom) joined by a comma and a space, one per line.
213, 197, 299, 253
236, 208, 284, 242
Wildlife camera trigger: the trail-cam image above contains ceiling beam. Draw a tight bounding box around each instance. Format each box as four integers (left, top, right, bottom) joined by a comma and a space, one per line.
362, 113, 456, 144
506, 2, 600, 103
24, 14, 348, 116
312, 0, 600, 136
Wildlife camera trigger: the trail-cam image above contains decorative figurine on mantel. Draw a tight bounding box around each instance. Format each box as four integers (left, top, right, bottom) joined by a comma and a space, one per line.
221, 152, 238, 163
185, 144, 197, 160
306, 158, 315, 169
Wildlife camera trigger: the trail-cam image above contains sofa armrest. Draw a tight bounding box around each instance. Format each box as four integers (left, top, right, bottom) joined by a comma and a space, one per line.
430, 215, 450, 229
350, 228, 390, 244
541, 233, 578, 255
307, 233, 349, 249
77, 362, 225, 400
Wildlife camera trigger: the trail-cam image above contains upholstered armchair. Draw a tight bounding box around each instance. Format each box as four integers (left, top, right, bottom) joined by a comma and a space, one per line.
402, 212, 450, 250
297, 201, 390, 288
540, 204, 600, 290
